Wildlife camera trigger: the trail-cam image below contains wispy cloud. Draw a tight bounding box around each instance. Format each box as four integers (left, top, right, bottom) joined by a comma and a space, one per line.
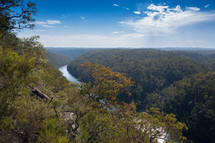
81, 16, 85, 20
205, 4, 210, 8
113, 4, 119, 7
47, 20, 61, 24
112, 31, 119, 34
134, 11, 141, 15
33, 20, 61, 28
123, 7, 130, 10
120, 4, 215, 35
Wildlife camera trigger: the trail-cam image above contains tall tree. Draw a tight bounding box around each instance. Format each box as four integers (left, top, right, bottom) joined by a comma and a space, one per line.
0, 0, 36, 35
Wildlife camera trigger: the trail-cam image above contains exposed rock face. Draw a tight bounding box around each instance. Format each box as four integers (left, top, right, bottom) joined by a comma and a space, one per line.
63, 111, 75, 121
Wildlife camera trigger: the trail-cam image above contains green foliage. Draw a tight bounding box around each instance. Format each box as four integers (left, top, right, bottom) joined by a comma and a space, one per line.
79, 62, 134, 107
66, 49, 215, 142
66, 63, 187, 143
0, 0, 36, 34
37, 118, 69, 143
68, 49, 208, 111
0, 36, 188, 143
0, 31, 73, 142
147, 72, 215, 142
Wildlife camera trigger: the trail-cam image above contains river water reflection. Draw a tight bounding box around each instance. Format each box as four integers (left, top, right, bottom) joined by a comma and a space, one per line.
59, 65, 81, 84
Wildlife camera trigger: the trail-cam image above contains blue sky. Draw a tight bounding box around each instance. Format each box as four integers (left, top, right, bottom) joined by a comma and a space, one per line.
19, 0, 215, 48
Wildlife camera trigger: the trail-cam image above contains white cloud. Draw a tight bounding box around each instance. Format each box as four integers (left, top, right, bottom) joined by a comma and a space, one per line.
33, 20, 61, 28
111, 31, 124, 34
113, 4, 119, 7
186, 7, 200, 11
147, 4, 169, 12
112, 31, 119, 34
47, 20, 61, 24
121, 4, 215, 35
205, 4, 210, 8
33, 21, 46, 25
134, 11, 141, 15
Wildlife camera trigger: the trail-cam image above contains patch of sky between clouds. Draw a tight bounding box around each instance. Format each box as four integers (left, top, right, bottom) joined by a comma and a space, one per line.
64, 26, 72, 28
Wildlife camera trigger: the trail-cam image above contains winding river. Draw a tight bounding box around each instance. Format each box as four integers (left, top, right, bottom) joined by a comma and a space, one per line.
59, 65, 81, 84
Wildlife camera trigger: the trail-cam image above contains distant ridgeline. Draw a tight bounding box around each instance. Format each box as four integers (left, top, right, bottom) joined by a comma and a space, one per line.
68, 48, 215, 143
46, 52, 72, 69
46, 47, 100, 68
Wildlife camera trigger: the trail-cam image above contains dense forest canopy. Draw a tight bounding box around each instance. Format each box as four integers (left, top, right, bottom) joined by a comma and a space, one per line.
68, 49, 209, 108
146, 72, 215, 143
68, 49, 215, 142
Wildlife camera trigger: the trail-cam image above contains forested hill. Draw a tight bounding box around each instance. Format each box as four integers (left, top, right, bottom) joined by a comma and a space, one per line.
68, 49, 209, 104
46, 48, 99, 68
67, 49, 215, 142
146, 72, 215, 143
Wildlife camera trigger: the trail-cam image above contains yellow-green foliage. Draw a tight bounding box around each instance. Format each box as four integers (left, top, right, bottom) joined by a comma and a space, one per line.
37, 118, 69, 143
0, 32, 72, 142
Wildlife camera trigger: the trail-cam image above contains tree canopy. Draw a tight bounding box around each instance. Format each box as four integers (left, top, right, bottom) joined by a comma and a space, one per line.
0, 0, 36, 35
